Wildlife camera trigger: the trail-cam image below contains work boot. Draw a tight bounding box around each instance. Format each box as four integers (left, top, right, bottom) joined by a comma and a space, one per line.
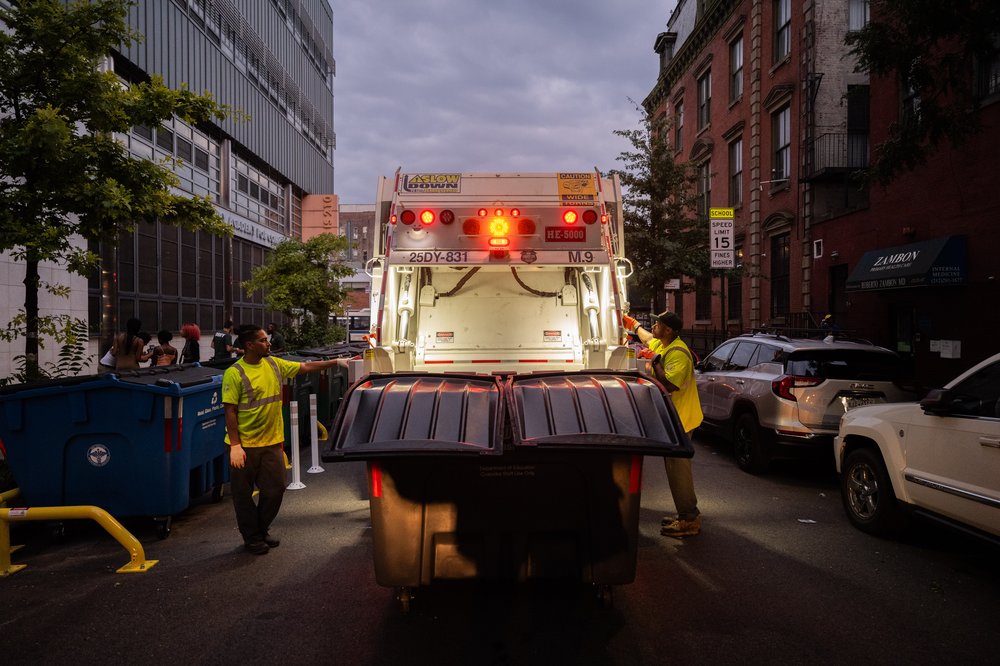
661, 515, 701, 537
244, 540, 270, 555
263, 534, 280, 548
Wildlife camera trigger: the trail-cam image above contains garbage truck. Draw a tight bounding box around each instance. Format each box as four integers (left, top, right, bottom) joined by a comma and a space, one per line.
324, 170, 693, 610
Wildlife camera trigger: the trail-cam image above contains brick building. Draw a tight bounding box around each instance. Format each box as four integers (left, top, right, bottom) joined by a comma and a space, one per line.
643, 0, 998, 386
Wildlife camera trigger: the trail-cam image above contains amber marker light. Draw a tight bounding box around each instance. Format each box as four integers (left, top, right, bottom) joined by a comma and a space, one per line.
563, 210, 578, 224
420, 210, 435, 225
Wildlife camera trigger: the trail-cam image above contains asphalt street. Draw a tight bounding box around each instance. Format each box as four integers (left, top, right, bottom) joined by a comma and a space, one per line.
2, 436, 998, 665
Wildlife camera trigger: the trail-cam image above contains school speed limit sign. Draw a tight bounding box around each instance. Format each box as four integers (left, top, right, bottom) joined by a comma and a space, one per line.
709, 208, 735, 269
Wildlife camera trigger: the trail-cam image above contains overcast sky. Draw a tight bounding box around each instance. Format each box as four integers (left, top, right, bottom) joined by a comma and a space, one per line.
330, 1, 674, 203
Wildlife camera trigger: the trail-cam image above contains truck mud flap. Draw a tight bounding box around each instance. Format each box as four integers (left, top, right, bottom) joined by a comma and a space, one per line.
322, 373, 504, 460
507, 371, 693, 457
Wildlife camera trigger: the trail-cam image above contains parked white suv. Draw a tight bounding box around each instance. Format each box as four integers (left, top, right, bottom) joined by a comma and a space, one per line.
835, 352, 1000, 541
697, 332, 913, 473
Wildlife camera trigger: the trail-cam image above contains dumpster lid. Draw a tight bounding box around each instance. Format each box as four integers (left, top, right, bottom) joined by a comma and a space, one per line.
507, 371, 693, 457
113, 364, 223, 388
323, 373, 504, 460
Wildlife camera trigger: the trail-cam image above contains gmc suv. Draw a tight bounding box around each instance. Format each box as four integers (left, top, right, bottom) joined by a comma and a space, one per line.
696, 332, 913, 473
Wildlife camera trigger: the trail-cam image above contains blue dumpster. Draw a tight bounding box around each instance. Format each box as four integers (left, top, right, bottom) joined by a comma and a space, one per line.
0, 365, 228, 526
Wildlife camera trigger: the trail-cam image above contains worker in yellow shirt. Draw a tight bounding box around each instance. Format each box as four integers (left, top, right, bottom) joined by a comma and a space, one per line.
622, 311, 704, 537
222, 324, 347, 555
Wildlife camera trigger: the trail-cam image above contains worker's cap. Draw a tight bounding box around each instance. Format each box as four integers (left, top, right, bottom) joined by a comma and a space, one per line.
654, 311, 683, 331
823, 314, 832, 320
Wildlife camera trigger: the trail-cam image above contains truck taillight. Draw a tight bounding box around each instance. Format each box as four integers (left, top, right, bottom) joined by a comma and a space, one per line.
511, 208, 520, 217
420, 210, 435, 225
518, 219, 536, 234
478, 208, 488, 217
489, 218, 510, 236
583, 209, 598, 224
489, 237, 509, 247
463, 219, 480, 234
400, 210, 416, 225
441, 209, 455, 224
563, 210, 578, 224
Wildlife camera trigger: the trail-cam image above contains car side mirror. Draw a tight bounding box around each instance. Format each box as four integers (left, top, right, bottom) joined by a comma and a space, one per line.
919, 388, 954, 415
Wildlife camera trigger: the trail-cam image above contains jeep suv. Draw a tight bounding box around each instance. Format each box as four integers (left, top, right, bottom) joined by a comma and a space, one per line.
696, 332, 913, 473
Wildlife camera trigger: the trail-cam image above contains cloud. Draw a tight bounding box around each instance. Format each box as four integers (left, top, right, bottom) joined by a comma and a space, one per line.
331, 0, 668, 202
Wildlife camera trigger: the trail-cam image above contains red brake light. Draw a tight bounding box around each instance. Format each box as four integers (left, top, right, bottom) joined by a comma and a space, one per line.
582, 209, 598, 224
771, 375, 824, 401
511, 208, 520, 217
463, 219, 481, 235
400, 210, 416, 225
420, 210, 434, 225
563, 210, 578, 224
441, 209, 455, 224
478, 208, 488, 217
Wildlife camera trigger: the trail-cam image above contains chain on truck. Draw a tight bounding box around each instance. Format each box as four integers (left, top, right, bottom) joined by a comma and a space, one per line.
362, 170, 636, 373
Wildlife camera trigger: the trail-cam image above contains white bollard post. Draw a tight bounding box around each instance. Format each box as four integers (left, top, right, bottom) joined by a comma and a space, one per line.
307, 393, 324, 474
287, 399, 305, 490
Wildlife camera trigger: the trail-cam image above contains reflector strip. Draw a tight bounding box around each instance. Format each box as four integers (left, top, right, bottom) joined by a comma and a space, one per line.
424, 360, 454, 364
370, 462, 383, 498
629, 455, 642, 494
176, 397, 184, 452
164, 397, 173, 453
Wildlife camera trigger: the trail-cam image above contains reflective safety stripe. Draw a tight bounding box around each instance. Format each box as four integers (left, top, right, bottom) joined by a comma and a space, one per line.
233, 357, 284, 411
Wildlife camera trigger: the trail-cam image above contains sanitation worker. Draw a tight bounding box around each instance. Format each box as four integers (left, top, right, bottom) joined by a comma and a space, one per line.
622, 311, 704, 537
222, 324, 347, 554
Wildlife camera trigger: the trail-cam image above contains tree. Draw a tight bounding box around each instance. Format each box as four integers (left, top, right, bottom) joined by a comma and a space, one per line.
241, 234, 354, 348
610, 108, 709, 313
847, 1, 1000, 185
0, 0, 235, 381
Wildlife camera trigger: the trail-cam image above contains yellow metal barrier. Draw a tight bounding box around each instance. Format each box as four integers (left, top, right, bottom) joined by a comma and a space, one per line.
0, 487, 20, 507
1, 505, 158, 576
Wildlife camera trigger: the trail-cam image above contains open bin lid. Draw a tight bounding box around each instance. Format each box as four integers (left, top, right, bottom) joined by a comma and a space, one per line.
507, 371, 693, 457
323, 373, 505, 460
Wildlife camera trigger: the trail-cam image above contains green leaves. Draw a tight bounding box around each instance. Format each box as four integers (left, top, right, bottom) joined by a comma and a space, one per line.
0, 0, 238, 381
241, 234, 354, 348
611, 107, 708, 309
846, 0, 1000, 185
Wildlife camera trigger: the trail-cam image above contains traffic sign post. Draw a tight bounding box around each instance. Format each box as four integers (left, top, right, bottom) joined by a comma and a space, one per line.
709, 208, 735, 269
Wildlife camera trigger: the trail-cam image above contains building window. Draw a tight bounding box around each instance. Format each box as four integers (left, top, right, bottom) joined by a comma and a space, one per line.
847, 85, 870, 167
848, 0, 869, 32
696, 275, 712, 321
697, 71, 712, 130
770, 233, 790, 317
674, 101, 684, 152
772, 106, 791, 181
729, 138, 743, 207
232, 153, 288, 233
976, 35, 1000, 99
696, 161, 711, 216
730, 36, 744, 101
774, 0, 791, 63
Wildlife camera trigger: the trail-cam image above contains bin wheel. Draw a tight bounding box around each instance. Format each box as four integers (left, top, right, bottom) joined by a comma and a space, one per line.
155, 517, 172, 540
595, 584, 614, 608
396, 587, 413, 614
212, 484, 225, 503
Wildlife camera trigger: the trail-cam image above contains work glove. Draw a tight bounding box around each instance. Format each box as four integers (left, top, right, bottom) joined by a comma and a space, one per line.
621, 314, 639, 332
638, 347, 655, 360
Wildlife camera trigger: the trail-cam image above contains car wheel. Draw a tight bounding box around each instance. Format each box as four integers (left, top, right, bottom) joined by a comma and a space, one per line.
841, 447, 906, 536
733, 412, 771, 474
